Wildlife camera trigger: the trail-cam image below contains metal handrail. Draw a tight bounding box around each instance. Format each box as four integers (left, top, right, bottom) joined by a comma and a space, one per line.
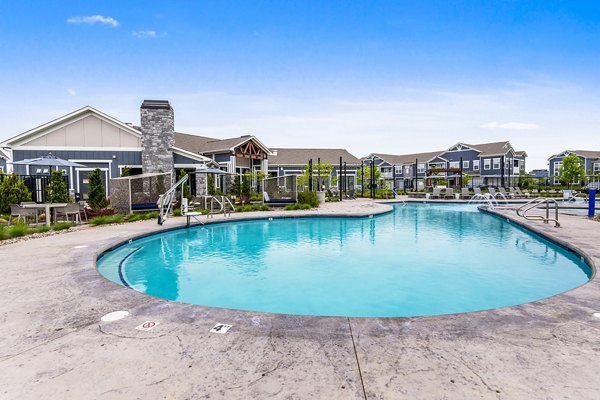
515, 197, 560, 227
157, 174, 188, 225
208, 195, 236, 217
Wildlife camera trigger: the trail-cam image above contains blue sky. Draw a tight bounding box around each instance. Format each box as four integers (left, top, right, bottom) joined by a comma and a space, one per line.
1, 1, 599, 168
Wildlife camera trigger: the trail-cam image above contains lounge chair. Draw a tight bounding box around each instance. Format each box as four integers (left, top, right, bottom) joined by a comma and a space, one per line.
430, 187, 442, 199
488, 187, 497, 197
508, 187, 519, 198
473, 187, 483, 196
460, 188, 471, 199
444, 187, 455, 199
498, 187, 510, 198
515, 187, 530, 198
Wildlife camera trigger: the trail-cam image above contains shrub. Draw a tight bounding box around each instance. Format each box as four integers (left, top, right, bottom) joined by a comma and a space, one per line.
0, 173, 32, 213
52, 222, 73, 231
46, 170, 69, 203
284, 203, 311, 211
7, 223, 29, 238
90, 215, 124, 226
85, 207, 115, 218
297, 191, 320, 208
88, 168, 108, 210
173, 208, 182, 216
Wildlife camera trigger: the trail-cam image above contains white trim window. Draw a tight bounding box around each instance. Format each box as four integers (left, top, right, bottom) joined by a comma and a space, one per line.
594, 162, 600, 173
554, 162, 562, 176
449, 161, 460, 169
463, 160, 470, 169
492, 158, 501, 169
404, 166, 411, 175
473, 160, 480, 171
417, 163, 426, 173
483, 159, 491, 170
394, 166, 402, 174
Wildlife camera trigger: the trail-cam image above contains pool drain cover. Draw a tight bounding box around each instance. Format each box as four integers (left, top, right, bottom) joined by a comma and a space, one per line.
101, 310, 130, 322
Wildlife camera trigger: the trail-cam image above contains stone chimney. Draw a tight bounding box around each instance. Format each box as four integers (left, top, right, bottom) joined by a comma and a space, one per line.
140, 100, 175, 176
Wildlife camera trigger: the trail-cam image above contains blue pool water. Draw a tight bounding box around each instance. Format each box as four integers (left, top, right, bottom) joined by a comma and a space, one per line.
97, 204, 591, 317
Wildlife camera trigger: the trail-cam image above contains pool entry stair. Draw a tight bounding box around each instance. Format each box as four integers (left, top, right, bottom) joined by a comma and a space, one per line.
516, 197, 560, 227
157, 173, 237, 225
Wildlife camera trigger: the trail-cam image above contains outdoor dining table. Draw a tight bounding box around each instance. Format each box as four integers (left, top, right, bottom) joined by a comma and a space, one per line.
21, 203, 68, 227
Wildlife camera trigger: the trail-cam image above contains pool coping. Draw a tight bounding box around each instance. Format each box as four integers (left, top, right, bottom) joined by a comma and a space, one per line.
3, 200, 600, 399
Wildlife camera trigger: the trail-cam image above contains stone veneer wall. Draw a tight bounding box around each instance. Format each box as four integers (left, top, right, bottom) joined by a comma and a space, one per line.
140, 100, 174, 184
195, 173, 208, 196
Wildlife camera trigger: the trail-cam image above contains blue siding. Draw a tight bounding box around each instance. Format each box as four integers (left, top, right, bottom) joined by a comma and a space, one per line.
174, 153, 204, 164
0, 158, 6, 172
11, 150, 142, 194
214, 153, 231, 163
439, 149, 480, 172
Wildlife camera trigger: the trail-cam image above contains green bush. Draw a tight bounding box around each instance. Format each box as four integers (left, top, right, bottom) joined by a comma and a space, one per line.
235, 204, 271, 213
52, 222, 73, 231
173, 208, 182, 216
46, 170, 69, 203
284, 203, 312, 211
88, 168, 108, 210
297, 191, 320, 208
0, 173, 32, 213
90, 215, 124, 226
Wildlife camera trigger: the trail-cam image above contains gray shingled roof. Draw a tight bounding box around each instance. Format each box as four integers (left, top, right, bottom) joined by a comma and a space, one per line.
568, 150, 600, 159
369, 151, 444, 165
466, 141, 513, 156
174, 132, 264, 155
269, 148, 361, 166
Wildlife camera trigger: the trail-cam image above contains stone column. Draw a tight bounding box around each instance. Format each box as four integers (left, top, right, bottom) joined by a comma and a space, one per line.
140, 100, 175, 185
195, 173, 208, 196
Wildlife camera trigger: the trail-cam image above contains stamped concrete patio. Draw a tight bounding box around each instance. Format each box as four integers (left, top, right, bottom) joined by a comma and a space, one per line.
1, 199, 599, 399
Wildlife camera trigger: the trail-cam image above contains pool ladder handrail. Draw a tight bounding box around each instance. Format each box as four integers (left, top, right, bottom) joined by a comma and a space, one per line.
515, 197, 560, 227
208, 195, 235, 217
157, 174, 189, 225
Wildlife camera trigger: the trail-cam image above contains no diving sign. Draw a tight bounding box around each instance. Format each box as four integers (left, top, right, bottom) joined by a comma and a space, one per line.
210, 323, 232, 334
136, 321, 160, 331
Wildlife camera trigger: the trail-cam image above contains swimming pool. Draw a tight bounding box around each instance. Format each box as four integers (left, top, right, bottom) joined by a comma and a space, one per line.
96, 204, 592, 317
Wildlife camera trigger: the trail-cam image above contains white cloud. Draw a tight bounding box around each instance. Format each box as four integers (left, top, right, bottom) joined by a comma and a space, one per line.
480, 121, 539, 130
67, 89, 76, 96
132, 30, 167, 39
66, 15, 119, 27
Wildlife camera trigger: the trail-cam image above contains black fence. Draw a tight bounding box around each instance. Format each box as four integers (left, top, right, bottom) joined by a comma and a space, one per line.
0, 174, 70, 203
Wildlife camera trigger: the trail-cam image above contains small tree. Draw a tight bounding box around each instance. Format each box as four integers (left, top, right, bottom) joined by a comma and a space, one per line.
356, 165, 381, 190
46, 170, 69, 203
207, 173, 216, 195
120, 166, 131, 177
0, 172, 32, 213
231, 175, 241, 198
241, 172, 251, 200
558, 154, 586, 188
178, 169, 193, 202
461, 173, 472, 188
88, 168, 108, 209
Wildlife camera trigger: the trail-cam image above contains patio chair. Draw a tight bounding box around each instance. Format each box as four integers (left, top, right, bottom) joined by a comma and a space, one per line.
508, 187, 520, 198
488, 187, 497, 197
460, 188, 471, 199
473, 187, 483, 196
444, 187, 455, 199
9, 204, 38, 225
55, 203, 81, 224
430, 187, 442, 199
20, 202, 40, 223
78, 201, 88, 222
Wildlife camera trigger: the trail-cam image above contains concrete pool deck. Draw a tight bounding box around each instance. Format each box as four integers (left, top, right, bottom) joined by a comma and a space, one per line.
1, 199, 599, 399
